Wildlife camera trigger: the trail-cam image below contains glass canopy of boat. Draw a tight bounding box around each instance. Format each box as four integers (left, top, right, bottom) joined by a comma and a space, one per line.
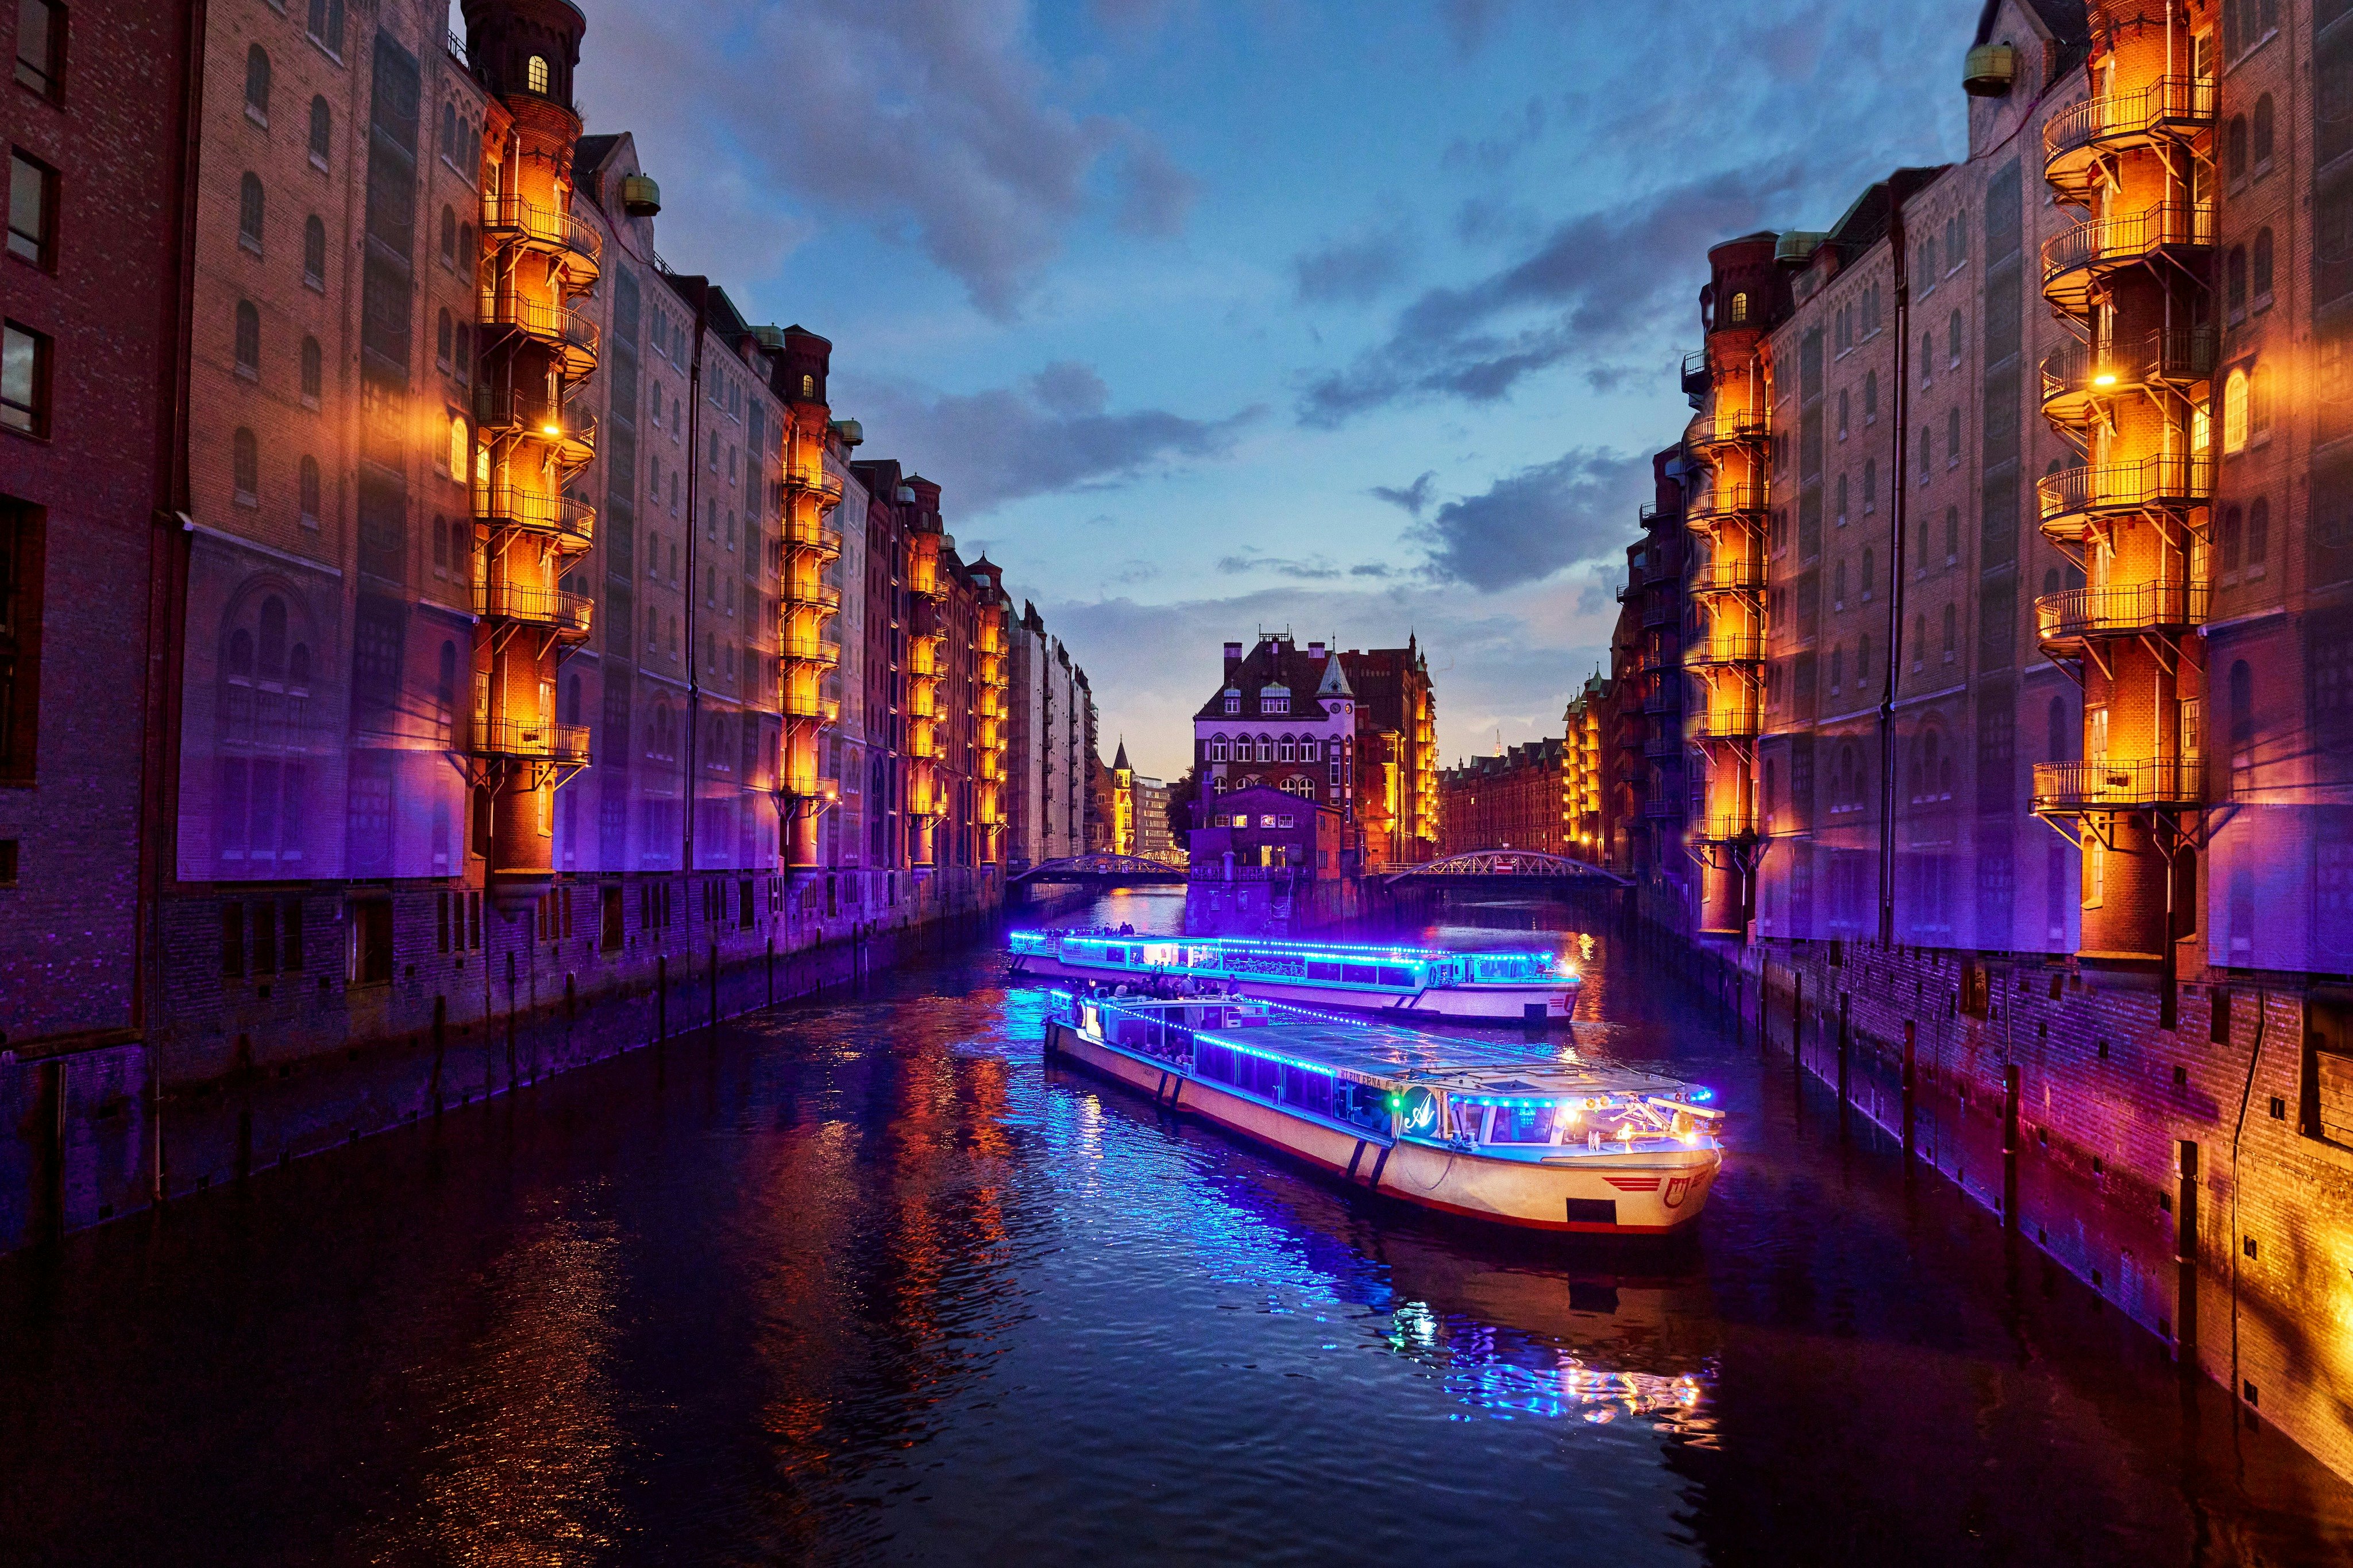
1010, 930, 1574, 990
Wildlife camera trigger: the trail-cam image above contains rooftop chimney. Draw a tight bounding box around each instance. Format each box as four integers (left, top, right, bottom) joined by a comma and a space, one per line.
1223, 641, 1243, 680
1307, 641, 1325, 659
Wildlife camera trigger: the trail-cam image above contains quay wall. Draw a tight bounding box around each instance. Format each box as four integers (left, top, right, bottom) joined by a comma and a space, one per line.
0, 870, 1003, 1256
1646, 924, 2353, 1485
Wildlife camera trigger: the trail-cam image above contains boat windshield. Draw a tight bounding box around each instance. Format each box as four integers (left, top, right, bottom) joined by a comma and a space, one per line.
1485, 1103, 1563, 1144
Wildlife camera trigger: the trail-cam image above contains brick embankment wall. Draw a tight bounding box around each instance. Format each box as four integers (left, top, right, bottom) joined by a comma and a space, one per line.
0, 874, 1005, 1256
1650, 922, 2353, 1486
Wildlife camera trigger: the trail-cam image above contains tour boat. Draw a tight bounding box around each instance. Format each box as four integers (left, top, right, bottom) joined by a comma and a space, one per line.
1008, 930, 1580, 1024
1042, 990, 1724, 1235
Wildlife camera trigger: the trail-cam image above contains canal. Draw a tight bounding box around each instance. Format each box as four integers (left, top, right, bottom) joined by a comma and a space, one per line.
4, 892, 2351, 1566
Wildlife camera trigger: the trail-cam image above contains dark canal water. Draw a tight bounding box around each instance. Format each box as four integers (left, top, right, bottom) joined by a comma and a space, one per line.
5, 891, 2353, 1566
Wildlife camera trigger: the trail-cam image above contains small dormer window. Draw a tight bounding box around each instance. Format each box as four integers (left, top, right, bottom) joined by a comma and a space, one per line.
1223, 690, 1240, 715
526, 55, 550, 95
1263, 688, 1289, 715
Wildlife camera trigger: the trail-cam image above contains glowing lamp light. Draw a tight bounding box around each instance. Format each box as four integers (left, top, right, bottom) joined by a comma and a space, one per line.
1689, 1087, 1715, 1103
542, 422, 563, 435
2091, 372, 2117, 387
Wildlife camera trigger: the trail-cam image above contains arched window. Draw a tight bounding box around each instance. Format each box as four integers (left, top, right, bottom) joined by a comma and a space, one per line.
457, 222, 473, 268
437, 307, 453, 367
238, 172, 265, 252
1729, 291, 1749, 325
1862, 458, 1876, 512
234, 300, 260, 376
1947, 307, 1962, 364
2227, 114, 2248, 184
801, 373, 815, 397
1860, 546, 1875, 601
1209, 735, 1229, 762
2222, 504, 2244, 571
442, 101, 457, 155
2248, 495, 2271, 567
448, 414, 467, 480
300, 335, 322, 407
1862, 370, 1878, 423
303, 215, 326, 289
308, 97, 331, 164
1920, 330, 1934, 385
2252, 228, 2274, 307
259, 597, 286, 674
2223, 366, 2250, 453
1300, 739, 1319, 762
307, 0, 345, 55
1946, 406, 1960, 466
527, 55, 550, 95
1917, 423, 1932, 483
1837, 388, 1849, 439
437, 640, 458, 743
1277, 739, 1295, 763
233, 427, 259, 503
1833, 558, 1847, 608
2226, 246, 2248, 318
2254, 93, 2275, 171
441, 206, 457, 266
298, 455, 321, 526
1944, 505, 1959, 562
244, 45, 271, 123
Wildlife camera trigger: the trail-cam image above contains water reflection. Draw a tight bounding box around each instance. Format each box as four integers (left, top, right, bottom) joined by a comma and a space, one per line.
0, 889, 2348, 1566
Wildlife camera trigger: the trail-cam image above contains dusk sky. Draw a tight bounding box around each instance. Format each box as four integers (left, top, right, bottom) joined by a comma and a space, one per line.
561, 0, 1980, 781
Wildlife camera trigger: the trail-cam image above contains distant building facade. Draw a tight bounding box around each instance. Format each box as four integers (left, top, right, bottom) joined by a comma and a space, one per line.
1189, 634, 1359, 865
1337, 640, 1438, 864
1436, 740, 1570, 856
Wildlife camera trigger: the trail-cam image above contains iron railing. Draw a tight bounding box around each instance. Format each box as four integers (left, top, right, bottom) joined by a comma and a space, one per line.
480, 194, 603, 270
1690, 557, 1765, 594
2043, 74, 2217, 167
1686, 482, 1767, 524
473, 385, 596, 453
2042, 203, 2214, 298
1694, 706, 1761, 740
2037, 453, 2213, 527
479, 292, 601, 366
472, 580, 594, 634
1688, 634, 1766, 667
475, 481, 595, 548
2032, 754, 2205, 812
2035, 580, 2211, 644
472, 717, 590, 763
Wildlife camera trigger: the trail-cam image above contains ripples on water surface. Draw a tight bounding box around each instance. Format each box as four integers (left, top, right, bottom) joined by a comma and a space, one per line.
3, 887, 2351, 1566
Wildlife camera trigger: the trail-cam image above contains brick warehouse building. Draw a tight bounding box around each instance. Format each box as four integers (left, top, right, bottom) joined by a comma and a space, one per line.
1189, 634, 1363, 864
0, 0, 196, 1210
0, 0, 1095, 1247
1336, 640, 1438, 866
1436, 739, 1570, 857
1613, 0, 2353, 1480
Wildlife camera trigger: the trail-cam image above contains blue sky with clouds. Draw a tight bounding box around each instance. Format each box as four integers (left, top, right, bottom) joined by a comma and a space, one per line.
568, 0, 1981, 780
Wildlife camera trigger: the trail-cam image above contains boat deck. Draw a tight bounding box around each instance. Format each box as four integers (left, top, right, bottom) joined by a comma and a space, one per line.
1064, 993, 1691, 1100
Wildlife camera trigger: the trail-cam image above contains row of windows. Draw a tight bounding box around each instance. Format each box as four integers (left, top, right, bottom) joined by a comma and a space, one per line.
226, 427, 325, 526
1205, 735, 1326, 763
243, 44, 341, 159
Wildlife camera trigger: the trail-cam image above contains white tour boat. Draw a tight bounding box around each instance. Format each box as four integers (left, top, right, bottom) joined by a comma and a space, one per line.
1043, 990, 1724, 1235
1009, 930, 1580, 1024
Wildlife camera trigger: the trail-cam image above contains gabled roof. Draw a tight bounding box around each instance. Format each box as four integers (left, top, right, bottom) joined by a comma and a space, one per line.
1194, 636, 1349, 724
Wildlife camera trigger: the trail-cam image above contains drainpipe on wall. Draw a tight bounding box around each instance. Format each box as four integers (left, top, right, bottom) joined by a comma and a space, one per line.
1879, 200, 1913, 948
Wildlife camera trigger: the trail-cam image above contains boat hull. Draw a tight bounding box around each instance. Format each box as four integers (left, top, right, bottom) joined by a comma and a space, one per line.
1045, 1021, 1718, 1235
1011, 955, 1576, 1024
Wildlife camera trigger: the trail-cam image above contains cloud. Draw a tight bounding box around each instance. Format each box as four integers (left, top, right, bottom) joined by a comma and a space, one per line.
1290, 220, 1417, 306
1440, 0, 1510, 53
1441, 98, 1546, 175
1217, 551, 1345, 581
838, 361, 1259, 514
1369, 470, 1438, 517
576, 0, 1193, 318
1297, 162, 1797, 426
1411, 448, 1649, 592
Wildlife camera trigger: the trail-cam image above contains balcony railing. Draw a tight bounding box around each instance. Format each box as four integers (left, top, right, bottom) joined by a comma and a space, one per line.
475, 481, 595, 549
1694, 706, 1761, 740
2043, 74, 2217, 184
1680, 350, 1710, 397
1685, 482, 1766, 527
1688, 634, 1765, 668
479, 292, 601, 372
473, 580, 594, 636
1696, 813, 1757, 843
1687, 405, 1767, 451
781, 688, 840, 722
784, 511, 843, 558
1644, 732, 1684, 759
480, 194, 603, 274
1690, 557, 1765, 596
2042, 203, 2213, 310
785, 582, 843, 612
2037, 453, 2212, 536
2038, 330, 2217, 422
2036, 580, 2210, 647
2031, 754, 2204, 813
1641, 597, 1669, 627
785, 468, 848, 508
781, 635, 842, 667
473, 385, 596, 460
473, 717, 590, 764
